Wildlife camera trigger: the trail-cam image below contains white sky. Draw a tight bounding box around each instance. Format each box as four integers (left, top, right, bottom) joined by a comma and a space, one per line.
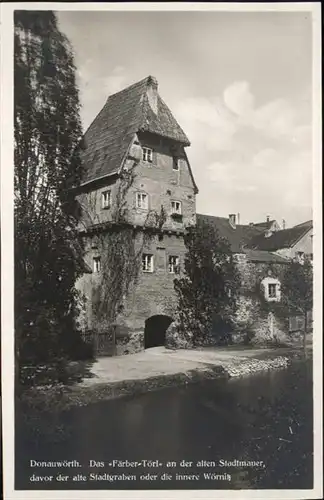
57, 10, 313, 228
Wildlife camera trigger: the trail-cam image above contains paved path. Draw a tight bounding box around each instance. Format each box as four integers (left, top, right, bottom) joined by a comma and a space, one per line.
79, 345, 285, 387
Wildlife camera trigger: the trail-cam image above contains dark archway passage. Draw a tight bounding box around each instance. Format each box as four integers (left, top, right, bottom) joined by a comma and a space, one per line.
144, 315, 173, 349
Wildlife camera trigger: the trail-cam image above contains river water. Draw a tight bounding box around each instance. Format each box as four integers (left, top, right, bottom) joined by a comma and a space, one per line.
16, 359, 313, 490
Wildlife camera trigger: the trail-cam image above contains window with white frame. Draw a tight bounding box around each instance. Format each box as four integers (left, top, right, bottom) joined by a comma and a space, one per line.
93, 256, 101, 273
142, 254, 154, 272
168, 255, 180, 274
101, 190, 111, 209
136, 192, 148, 210
261, 277, 281, 302
142, 147, 153, 163
171, 200, 182, 214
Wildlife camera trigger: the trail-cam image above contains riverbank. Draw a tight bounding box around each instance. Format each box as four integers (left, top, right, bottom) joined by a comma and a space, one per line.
16, 358, 313, 491
19, 342, 312, 412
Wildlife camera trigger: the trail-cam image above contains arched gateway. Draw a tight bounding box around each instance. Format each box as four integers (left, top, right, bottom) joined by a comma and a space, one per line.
144, 315, 173, 349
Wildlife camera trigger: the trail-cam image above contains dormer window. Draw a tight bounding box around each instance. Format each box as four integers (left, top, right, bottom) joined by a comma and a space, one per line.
136, 192, 148, 210
102, 190, 111, 209
171, 200, 182, 215
142, 147, 153, 163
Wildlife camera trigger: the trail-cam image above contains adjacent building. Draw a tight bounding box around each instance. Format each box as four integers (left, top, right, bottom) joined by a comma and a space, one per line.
246, 220, 313, 263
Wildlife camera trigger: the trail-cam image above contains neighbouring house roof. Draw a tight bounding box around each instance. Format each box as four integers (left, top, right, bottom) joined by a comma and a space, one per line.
196, 214, 265, 253
196, 213, 311, 262
252, 220, 276, 229
80, 76, 190, 186
243, 249, 290, 264
247, 220, 313, 251
293, 220, 313, 229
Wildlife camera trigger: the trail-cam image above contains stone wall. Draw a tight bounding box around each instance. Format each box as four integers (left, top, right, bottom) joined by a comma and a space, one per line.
77, 233, 186, 330
126, 131, 196, 230
235, 257, 287, 292
232, 259, 291, 345
76, 131, 196, 233
76, 131, 196, 355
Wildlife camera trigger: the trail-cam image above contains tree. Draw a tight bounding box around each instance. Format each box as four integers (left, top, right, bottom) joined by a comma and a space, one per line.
281, 257, 313, 351
14, 11, 86, 384
174, 218, 240, 346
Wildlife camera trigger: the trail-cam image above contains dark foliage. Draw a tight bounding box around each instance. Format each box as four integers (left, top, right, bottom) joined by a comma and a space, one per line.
174, 218, 240, 345
14, 11, 90, 385
281, 257, 313, 348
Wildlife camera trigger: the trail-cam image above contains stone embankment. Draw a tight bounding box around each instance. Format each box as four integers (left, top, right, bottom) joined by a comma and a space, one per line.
70, 353, 292, 407
19, 345, 310, 412
219, 355, 290, 377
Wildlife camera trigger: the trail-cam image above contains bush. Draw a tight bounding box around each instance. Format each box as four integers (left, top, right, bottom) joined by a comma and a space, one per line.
165, 317, 193, 350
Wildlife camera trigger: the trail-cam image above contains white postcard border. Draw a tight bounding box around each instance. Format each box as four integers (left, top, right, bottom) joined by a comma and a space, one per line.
1, 3, 322, 500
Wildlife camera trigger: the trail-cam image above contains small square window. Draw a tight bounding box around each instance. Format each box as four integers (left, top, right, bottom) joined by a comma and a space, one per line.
102, 190, 111, 209
93, 256, 101, 273
168, 255, 180, 274
171, 201, 182, 214
136, 192, 148, 209
173, 157, 179, 171
142, 254, 154, 273
268, 283, 277, 298
142, 147, 153, 163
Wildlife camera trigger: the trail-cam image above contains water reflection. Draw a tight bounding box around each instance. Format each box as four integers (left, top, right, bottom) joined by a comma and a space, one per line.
16, 360, 313, 490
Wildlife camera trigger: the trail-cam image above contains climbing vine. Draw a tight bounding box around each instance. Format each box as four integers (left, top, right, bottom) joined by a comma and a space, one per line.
78, 160, 167, 337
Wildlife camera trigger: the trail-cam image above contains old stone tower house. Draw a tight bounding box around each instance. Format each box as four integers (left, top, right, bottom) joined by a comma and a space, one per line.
75, 76, 198, 353
75, 75, 313, 354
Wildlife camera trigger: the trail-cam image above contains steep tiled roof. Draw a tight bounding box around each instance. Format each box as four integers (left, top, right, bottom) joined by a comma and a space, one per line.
196, 214, 264, 253
253, 220, 276, 229
293, 220, 313, 229
243, 249, 289, 264
247, 220, 313, 251
196, 214, 294, 263
80, 76, 190, 186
